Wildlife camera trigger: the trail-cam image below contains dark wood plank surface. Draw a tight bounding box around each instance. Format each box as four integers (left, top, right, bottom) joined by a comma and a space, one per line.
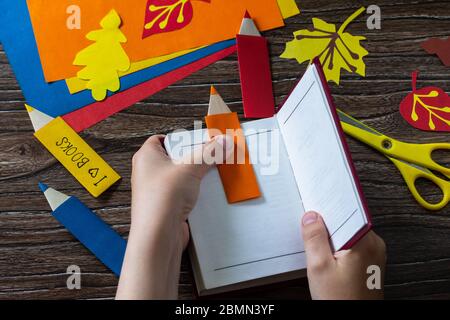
0, 0, 449, 300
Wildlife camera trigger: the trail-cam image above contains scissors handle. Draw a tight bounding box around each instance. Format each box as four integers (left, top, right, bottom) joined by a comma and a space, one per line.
390, 157, 450, 211
393, 142, 450, 179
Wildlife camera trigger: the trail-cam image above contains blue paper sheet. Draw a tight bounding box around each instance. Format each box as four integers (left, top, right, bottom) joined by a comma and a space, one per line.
0, 0, 235, 117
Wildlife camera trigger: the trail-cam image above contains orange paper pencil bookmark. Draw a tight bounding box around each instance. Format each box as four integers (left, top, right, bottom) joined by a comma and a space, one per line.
205, 86, 261, 203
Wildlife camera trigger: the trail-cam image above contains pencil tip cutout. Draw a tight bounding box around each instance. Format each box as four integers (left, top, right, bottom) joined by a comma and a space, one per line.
244, 10, 251, 19
25, 104, 34, 113
208, 87, 232, 115
39, 183, 70, 211
239, 11, 260, 36
38, 182, 49, 193
25, 104, 54, 132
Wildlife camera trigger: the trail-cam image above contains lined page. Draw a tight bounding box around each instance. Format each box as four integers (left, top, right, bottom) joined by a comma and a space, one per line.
276, 64, 368, 250
165, 118, 307, 290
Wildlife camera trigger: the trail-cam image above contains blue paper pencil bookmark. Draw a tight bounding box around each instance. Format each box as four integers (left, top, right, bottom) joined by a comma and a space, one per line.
39, 183, 127, 276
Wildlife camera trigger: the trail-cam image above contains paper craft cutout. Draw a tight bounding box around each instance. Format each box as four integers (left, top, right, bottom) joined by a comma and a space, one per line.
399, 71, 450, 132
277, 0, 300, 19
27, 105, 121, 197
205, 87, 261, 203
67, 46, 202, 94
281, 7, 368, 85
39, 183, 127, 276
63, 45, 237, 133
143, 0, 211, 38
74, 9, 130, 101
0, 0, 237, 118
237, 12, 275, 118
421, 36, 450, 67
26, 0, 284, 82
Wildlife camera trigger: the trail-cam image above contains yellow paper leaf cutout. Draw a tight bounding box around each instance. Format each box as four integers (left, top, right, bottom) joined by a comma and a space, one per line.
73, 9, 131, 101
66, 46, 202, 94
281, 7, 368, 85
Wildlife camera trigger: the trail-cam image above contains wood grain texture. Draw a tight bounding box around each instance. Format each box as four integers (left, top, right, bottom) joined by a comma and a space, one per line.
0, 0, 449, 300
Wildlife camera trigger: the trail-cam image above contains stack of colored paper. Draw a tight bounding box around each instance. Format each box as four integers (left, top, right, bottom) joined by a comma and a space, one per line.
0, 0, 300, 132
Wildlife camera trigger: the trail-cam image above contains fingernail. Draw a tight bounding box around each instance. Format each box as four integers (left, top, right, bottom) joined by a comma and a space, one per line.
302, 211, 318, 226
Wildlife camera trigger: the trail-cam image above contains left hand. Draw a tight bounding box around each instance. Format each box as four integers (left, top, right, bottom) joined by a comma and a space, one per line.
116, 134, 233, 300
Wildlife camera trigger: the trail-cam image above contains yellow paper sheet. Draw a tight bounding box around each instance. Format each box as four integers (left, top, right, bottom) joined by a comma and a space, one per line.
66, 46, 201, 94
34, 117, 121, 197
277, 0, 300, 18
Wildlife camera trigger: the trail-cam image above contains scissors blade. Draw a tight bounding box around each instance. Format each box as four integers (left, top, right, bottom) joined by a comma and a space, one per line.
339, 114, 442, 179
337, 110, 382, 136
337, 109, 390, 153
392, 158, 433, 175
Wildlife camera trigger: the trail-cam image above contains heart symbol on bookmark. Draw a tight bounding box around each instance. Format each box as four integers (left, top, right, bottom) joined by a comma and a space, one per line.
88, 168, 99, 178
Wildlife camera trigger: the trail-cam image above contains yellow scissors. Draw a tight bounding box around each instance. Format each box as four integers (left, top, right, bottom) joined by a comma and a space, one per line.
338, 110, 450, 211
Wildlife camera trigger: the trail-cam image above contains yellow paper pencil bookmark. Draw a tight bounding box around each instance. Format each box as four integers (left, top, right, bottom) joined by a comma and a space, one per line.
26, 105, 120, 197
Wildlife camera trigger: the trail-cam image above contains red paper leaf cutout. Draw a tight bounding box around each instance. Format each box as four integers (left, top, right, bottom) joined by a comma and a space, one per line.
399, 71, 450, 132
421, 36, 450, 67
142, 0, 210, 39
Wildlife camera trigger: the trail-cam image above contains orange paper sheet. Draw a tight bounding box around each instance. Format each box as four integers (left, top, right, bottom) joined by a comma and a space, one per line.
26, 0, 284, 82
205, 112, 261, 203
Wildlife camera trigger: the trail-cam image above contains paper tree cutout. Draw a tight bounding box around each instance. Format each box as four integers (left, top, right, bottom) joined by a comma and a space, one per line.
421, 36, 450, 67
74, 9, 130, 101
143, 0, 211, 39
399, 71, 450, 132
281, 7, 368, 85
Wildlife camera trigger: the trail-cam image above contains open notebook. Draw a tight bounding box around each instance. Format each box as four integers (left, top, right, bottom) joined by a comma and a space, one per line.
164, 61, 371, 296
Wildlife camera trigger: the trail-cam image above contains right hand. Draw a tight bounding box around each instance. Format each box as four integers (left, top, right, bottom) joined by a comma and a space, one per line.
301, 211, 386, 300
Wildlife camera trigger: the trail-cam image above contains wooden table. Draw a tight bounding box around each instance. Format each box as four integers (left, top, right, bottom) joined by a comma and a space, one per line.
0, 0, 449, 300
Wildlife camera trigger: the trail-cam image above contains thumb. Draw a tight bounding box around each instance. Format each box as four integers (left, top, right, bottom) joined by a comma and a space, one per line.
301, 211, 334, 271
181, 134, 234, 179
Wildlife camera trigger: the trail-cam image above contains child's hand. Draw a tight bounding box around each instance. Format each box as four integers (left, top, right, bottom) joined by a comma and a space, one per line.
116, 134, 233, 300
301, 211, 386, 300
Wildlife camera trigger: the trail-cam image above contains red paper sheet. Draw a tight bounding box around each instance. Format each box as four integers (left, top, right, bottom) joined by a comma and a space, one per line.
63, 46, 237, 132
237, 34, 275, 118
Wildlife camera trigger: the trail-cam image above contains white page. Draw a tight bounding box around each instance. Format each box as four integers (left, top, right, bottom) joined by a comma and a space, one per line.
165, 118, 307, 290
276, 64, 368, 250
